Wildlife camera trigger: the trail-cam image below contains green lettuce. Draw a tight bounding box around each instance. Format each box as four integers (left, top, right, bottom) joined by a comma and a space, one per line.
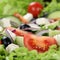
43, 0, 60, 14
0, 45, 8, 60
42, 20, 60, 30
0, 0, 43, 18
7, 45, 60, 60
49, 30, 60, 37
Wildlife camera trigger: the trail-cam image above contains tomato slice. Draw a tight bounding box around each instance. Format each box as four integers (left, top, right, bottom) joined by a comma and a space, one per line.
28, 2, 43, 18
6, 27, 57, 52
24, 36, 57, 52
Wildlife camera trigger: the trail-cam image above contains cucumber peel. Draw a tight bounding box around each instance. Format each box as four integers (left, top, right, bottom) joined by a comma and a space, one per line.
49, 30, 60, 37
15, 36, 24, 47
48, 11, 60, 19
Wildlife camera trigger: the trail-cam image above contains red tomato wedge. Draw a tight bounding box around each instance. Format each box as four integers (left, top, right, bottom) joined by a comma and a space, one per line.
24, 36, 57, 52
6, 27, 57, 52
28, 2, 43, 18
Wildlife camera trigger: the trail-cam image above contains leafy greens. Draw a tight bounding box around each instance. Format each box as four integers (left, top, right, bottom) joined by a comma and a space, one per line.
0, 0, 43, 18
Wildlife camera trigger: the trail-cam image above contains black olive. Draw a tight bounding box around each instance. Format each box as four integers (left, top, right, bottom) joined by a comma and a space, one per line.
20, 24, 30, 29
25, 30, 32, 32
20, 24, 32, 32
1, 37, 12, 47
20, 24, 37, 34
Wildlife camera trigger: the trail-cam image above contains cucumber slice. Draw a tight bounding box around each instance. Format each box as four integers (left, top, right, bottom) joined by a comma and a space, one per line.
49, 30, 60, 37
42, 20, 60, 30
0, 16, 21, 28
36, 18, 50, 25
48, 11, 60, 19
0, 18, 11, 27
15, 36, 24, 47
9, 17, 21, 28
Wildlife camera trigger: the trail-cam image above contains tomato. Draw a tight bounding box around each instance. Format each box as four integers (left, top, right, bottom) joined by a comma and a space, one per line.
24, 36, 57, 52
28, 2, 43, 18
6, 27, 57, 52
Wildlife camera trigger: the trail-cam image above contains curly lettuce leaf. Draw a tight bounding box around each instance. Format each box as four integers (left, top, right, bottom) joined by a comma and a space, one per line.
40, 0, 60, 17
0, 45, 8, 60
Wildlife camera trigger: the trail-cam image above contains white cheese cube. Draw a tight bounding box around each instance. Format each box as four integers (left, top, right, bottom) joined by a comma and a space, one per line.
6, 43, 19, 53
23, 13, 33, 21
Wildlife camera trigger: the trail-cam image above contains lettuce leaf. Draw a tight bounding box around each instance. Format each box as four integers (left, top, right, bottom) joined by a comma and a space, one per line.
49, 30, 60, 37
0, 45, 8, 60
42, 20, 60, 30
0, 0, 43, 18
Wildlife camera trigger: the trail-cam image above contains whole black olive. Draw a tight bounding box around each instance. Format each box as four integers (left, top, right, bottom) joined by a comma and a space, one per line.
2, 37, 12, 47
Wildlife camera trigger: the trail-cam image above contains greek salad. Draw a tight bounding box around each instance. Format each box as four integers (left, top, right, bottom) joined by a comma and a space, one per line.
0, 0, 60, 60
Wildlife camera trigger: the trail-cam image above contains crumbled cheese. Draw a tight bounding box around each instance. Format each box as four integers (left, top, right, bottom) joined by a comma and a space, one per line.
23, 13, 33, 21
36, 18, 50, 25
6, 43, 19, 53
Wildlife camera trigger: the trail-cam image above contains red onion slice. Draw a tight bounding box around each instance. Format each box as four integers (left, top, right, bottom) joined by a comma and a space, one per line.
36, 30, 49, 36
